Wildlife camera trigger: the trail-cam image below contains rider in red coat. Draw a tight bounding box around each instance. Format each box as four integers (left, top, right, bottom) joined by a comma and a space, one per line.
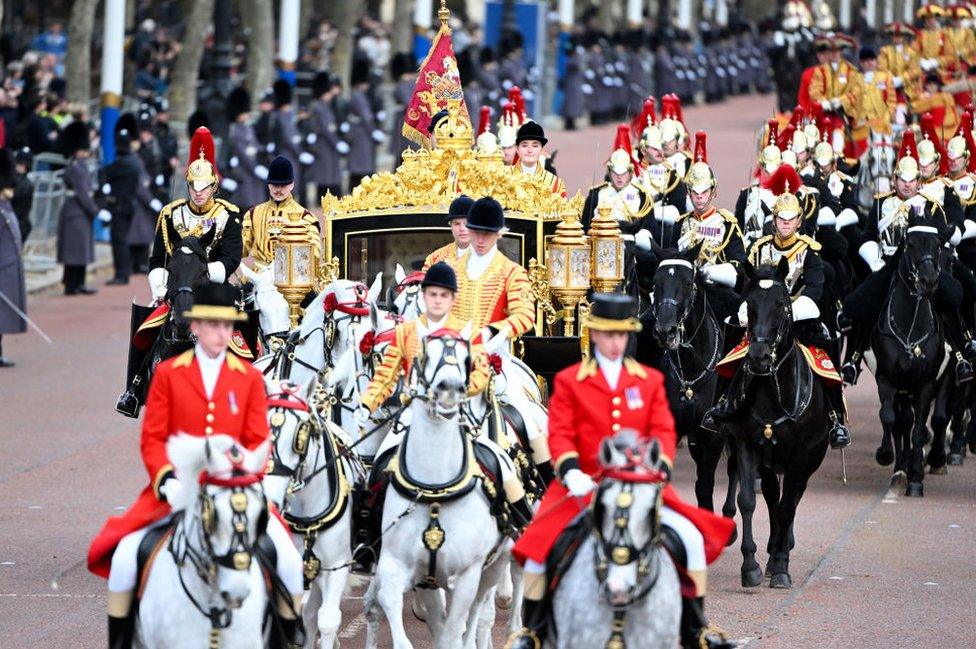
505, 293, 736, 649
87, 283, 303, 649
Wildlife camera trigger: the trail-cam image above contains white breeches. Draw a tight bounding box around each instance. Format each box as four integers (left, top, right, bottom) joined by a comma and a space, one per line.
660, 506, 706, 573
107, 515, 304, 596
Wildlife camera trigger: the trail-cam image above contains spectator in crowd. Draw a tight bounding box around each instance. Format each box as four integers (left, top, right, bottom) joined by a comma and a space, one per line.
0, 149, 27, 368
11, 147, 33, 243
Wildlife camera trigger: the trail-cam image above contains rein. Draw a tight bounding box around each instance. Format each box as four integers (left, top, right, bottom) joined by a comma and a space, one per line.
659, 279, 721, 399
881, 252, 939, 359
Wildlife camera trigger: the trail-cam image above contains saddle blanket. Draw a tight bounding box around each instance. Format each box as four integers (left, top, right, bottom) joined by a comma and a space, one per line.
134, 304, 253, 359
716, 337, 842, 385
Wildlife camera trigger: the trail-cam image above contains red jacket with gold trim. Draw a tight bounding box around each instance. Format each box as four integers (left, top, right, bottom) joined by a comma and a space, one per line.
87, 349, 269, 578
449, 250, 536, 338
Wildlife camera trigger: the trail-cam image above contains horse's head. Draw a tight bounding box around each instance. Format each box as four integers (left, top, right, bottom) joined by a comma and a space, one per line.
317, 273, 383, 354
167, 237, 209, 338
744, 258, 794, 375
901, 220, 944, 298
167, 433, 270, 609
239, 262, 291, 335
651, 242, 701, 350
592, 430, 668, 607
414, 323, 473, 420
263, 380, 317, 507
388, 264, 425, 322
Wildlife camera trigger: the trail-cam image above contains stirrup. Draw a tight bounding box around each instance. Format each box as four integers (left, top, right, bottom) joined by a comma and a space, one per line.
829, 423, 852, 450
955, 359, 974, 385
503, 628, 542, 649
115, 391, 141, 418
841, 361, 860, 386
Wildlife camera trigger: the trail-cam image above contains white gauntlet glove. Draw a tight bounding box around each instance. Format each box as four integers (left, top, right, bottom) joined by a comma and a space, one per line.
148, 267, 168, 303
336, 141, 350, 155
563, 469, 596, 497
160, 477, 185, 508
254, 165, 269, 181
207, 261, 226, 283
97, 209, 112, 223
701, 263, 737, 288
150, 198, 163, 213
634, 228, 652, 251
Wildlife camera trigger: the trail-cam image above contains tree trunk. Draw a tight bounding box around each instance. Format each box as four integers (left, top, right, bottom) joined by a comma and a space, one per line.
65, 0, 100, 107
126, 0, 137, 30
331, 1, 362, 92
240, 0, 275, 109
169, 0, 216, 140
390, 0, 413, 58
598, 0, 617, 34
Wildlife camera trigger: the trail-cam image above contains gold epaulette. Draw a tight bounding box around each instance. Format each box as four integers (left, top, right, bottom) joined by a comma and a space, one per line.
172, 348, 195, 368
588, 181, 610, 193
716, 208, 737, 223
874, 190, 895, 199
215, 198, 240, 213
747, 235, 774, 264
796, 234, 822, 251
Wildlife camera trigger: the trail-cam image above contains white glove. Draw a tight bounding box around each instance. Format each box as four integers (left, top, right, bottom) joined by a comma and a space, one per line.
584, 69, 595, 80
921, 58, 938, 71
963, 219, 976, 240
859, 241, 884, 272
299, 152, 315, 165
220, 177, 238, 193
737, 301, 748, 326
207, 261, 226, 283
265, 142, 276, 153
148, 267, 168, 301
229, 155, 240, 168
835, 208, 859, 231
950, 226, 962, 246
255, 165, 269, 181
791, 295, 820, 322
97, 209, 112, 223
149, 198, 163, 213
819, 99, 832, 111
484, 326, 510, 354
634, 228, 652, 251
581, 83, 594, 95
160, 477, 185, 507
817, 206, 837, 226
563, 469, 596, 497
336, 141, 350, 155
830, 97, 842, 110
101, 183, 112, 195
376, 110, 387, 122
371, 129, 386, 143
155, 174, 165, 187
701, 263, 737, 288
654, 204, 679, 224
291, 134, 302, 144
339, 122, 350, 134
306, 133, 317, 145
893, 76, 904, 89
355, 406, 372, 429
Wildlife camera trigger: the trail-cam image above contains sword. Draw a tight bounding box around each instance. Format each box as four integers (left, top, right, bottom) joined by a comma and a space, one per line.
841, 447, 848, 486
0, 288, 53, 344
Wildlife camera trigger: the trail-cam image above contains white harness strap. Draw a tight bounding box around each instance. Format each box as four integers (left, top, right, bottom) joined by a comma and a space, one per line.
906, 225, 938, 235
658, 259, 694, 270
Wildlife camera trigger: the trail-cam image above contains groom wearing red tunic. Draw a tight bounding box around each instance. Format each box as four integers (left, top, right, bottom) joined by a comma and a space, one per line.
505, 293, 736, 649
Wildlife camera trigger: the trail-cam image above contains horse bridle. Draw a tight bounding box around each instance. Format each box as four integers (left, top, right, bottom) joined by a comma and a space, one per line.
281, 283, 370, 377
745, 279, 793, 377
884, 227, 941, 356
409, 332, 472, 405
653, 259, 699, 345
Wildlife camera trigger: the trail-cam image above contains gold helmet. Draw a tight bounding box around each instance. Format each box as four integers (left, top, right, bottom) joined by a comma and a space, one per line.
894, 130, 920, 182
186, 127, 219, 191
607, 124, 641, 175
685, 130, 715, 193
803, 123, 820, 149
947, 135, 969, 161
640, 124, 664, 151
760, 144, 782, 173
773, 192, 802, 220
790, 130, 808, 154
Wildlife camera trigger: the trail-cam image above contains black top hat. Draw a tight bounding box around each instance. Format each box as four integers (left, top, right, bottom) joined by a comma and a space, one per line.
390, 52, 416, 79
466, 196, 505, 232
421, 261, 458, 292
448, 194, 474, 222
516, 120, 548, 146
267, 156, 294, 185
14, 146, 32, 166
273, 79, 293, 108
184, 282, 247, 321
859, 46, 877, 61
312, 71, 335, 98
59, 121, 90, 157
584, 292, 642, 332
428, 108, 450, 135
226, 86, 251, 121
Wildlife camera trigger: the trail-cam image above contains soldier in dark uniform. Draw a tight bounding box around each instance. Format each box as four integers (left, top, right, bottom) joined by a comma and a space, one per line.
309, 71, 348, 198
271, 79, 306, 203
11, 147, 33, 243
101, 114, 143, 286
347, 58, 381, 192
137, 109, 169, 204
120, 114, 165, 276
478, 46, 504, 119
389, 52, 417, 169
56, 122, 103, 295
151, 97, 178, 193
253, 88, 276, 161
223, 85, 268, 212
560, 38, 586, 131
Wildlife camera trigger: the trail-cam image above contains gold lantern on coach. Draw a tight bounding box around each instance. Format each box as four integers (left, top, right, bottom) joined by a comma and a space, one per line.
274, 220, 317, 328
588, 204, 624, 293
547, 209, 590, 336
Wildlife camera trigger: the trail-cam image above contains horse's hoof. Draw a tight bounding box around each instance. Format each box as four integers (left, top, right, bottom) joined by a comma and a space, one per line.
948, 453, 964, 466
876, 446, 894, 466
890, 471, 907, 488
905, 482, 924, 497
929, 464, 948, 475
769, 572, 793, 589
741, 567, 763, 588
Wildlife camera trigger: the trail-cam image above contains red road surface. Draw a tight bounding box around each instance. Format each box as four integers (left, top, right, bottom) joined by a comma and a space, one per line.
1, 95, 973, 647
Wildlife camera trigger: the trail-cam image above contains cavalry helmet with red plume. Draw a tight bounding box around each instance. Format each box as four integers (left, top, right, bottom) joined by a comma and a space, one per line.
763, 163, 802, 195
685, 130, 716, 193
186, 126, 219, 190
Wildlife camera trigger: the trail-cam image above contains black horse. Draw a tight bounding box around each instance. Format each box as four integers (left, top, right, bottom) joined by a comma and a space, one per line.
870, 223, 949, 497
726, 258, 830, 589
116, 237, 208, 417
638, 244, 737, 532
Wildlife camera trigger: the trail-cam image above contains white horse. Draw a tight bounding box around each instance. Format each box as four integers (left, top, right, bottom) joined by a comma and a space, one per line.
263, 379, 360, 649
857, 130, 896, 214
363, 328, 509, 649
550, 433, 681, 649
238, 261, 291, 338
390, 264, 425, 321
137, 433, 271, 649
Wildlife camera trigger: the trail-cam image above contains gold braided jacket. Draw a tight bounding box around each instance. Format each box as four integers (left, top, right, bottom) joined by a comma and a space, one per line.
241, 194, 321, 280
808, 60, 863, 116
423, 241, 462, 272
448, 250, 536, 338
877, 44, 921, 100
509, 163, 567, 197
855, 70, 897, 133
361, 314, 490, 412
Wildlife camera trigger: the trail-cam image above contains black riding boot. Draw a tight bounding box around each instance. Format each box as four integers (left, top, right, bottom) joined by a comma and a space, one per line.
826, 382, 851, 449
703, 371, 754, 430
509, 496, 535, 530
680, 596, 736, 649
504, 598, 548, 649
108, 615, 134, 649
841, 321, 870, 385
944, 314, 975, 384
535, 460, 555, 487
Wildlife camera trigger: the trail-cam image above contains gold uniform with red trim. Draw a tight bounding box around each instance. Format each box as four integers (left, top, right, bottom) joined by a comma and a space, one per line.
422, 242, 461, 272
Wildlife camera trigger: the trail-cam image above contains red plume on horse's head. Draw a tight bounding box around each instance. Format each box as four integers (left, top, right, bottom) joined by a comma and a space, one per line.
630, 96, 657, 138
694, 130, 708, 163
763, 163, 802, 194
477, 106, 491, 136
507, 86, 527, 123
766, 118, 779, 148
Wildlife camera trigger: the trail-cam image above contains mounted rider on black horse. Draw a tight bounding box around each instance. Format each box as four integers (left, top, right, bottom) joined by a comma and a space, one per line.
115, 127, 246, 417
